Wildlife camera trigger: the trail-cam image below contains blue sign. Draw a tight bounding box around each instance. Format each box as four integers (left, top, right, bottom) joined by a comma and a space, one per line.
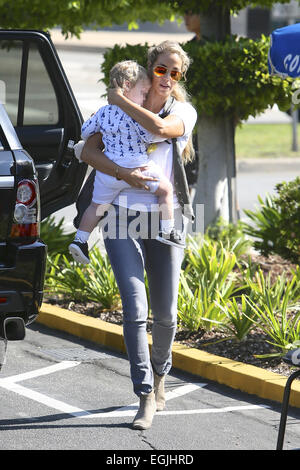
268, 23, 300, 78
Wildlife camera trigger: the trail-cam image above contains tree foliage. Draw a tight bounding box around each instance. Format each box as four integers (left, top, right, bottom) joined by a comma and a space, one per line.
0, 0, 175, 37
168, 0, 294, 15
0, 0, 298, 37
0, 0, 297, 124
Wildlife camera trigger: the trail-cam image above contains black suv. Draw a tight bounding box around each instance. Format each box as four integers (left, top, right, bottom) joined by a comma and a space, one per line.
0, 30, 87, 341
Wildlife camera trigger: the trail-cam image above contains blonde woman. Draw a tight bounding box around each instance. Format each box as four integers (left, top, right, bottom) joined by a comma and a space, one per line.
80, 41, 197, 430
70, 60, 186, 265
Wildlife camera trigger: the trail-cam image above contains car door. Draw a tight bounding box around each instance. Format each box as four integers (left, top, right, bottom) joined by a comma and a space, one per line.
0, 30, 87, 219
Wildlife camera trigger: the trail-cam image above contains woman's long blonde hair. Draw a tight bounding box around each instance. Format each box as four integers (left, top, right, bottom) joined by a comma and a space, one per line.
147, 41, 195, 163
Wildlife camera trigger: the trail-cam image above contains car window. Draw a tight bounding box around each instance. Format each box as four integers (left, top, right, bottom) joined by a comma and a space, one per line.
0, 39, 58, 126
0, 40, 22, 126
24, 42, 58, 125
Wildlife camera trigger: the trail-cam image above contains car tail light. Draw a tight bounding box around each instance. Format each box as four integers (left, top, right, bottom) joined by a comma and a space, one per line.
16, 180, 36, 206
10, 178, 40, 240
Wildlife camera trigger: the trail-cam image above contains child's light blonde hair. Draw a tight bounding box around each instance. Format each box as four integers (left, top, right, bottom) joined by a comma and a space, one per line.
109, 60, 149, 89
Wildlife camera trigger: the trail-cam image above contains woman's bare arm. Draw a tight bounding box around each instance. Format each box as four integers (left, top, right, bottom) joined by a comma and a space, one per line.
81, 133, 157, 190
107, 88, 184, 139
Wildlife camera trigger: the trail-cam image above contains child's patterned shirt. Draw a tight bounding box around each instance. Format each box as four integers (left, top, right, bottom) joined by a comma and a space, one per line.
81, 104, 162, 168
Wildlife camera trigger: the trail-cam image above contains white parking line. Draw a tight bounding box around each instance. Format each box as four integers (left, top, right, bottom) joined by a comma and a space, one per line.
84, 383, 208, 419
82, 403, 270, 419
1, 381, 89, 417
0, 361, 87, 417
157, 405, 270, 416
0, 360, 81, 383
0, 361, 271, 419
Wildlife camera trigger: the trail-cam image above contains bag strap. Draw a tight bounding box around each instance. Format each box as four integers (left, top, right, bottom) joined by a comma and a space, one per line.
159, 96, 175, 118
159, 96, 195, 221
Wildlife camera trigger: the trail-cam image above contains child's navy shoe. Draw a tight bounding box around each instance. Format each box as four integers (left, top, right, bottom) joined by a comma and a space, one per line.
156, 229, 185, 248
69, 240, 90, 264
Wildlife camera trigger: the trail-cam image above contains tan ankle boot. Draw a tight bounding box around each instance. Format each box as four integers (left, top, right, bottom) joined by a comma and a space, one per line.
132, 391, 156, 430
154, 373, 165, 411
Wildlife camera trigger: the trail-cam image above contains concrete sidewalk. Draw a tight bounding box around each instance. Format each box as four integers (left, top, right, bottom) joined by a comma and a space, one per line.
237, 157, 300, 172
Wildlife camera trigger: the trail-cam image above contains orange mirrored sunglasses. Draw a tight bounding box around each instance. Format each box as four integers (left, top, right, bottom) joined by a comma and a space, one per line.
153, 65, 182, 82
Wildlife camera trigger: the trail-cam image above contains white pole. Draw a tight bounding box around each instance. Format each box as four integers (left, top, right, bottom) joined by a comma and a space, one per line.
291, 107, 298, 151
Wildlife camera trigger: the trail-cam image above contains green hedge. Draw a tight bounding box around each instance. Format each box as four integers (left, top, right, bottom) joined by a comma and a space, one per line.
101, 35, 294, 122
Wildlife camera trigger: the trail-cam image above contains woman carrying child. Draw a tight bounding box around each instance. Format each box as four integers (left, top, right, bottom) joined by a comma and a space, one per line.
78, 41, 197, 430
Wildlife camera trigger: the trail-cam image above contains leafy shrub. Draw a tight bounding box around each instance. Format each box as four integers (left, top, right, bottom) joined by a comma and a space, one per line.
245, 268, 300, 312
179, 235, 247, 330
45, 249, 120, 309
245, 275, 300, 356
82, 247, 121, 309
46, 253, 89, 302
216, 293, 258, 342
205, 217, 252, 258
102, 36, 294, 123
40, 215, 75, 258
179, 226, 300, 353
242, 177, 300, 263
184, 236, 239, 291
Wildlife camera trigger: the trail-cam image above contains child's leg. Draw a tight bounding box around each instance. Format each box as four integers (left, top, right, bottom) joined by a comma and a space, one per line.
77, 202, 110, 238
141, 166, 185, 248
70, 202, 110, 264
154, 178, 175, 234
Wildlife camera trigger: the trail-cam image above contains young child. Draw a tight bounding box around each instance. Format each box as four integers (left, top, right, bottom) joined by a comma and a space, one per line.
69, 61, 184, 264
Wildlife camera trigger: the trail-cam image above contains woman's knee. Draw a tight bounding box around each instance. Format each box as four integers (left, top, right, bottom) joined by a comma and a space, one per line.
122, 295, 149, 323
152, 308, 177, 328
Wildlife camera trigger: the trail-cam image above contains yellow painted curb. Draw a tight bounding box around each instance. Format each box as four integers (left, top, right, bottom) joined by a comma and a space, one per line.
37, 303, 127, 354
37, 303, 300, 408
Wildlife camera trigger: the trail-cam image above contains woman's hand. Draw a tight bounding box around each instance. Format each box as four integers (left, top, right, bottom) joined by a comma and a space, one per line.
80, 134, 157, 191
107, 79, 125, 106
118, 166, 158, 191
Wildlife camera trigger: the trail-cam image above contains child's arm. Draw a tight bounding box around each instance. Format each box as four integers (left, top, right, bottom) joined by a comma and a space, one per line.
81, 109, 102, 140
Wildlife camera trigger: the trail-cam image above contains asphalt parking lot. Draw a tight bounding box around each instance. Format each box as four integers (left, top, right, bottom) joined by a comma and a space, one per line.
0, 322, 299, 452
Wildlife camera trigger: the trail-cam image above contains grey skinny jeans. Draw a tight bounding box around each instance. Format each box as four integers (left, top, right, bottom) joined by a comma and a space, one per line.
103, 205, 185, 396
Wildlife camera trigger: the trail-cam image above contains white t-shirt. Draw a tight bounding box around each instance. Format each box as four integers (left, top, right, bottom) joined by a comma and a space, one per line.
114, 99, 197, 212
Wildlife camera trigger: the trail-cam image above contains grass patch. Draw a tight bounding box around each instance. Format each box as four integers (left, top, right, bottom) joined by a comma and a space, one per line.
235, 123, 300, 159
